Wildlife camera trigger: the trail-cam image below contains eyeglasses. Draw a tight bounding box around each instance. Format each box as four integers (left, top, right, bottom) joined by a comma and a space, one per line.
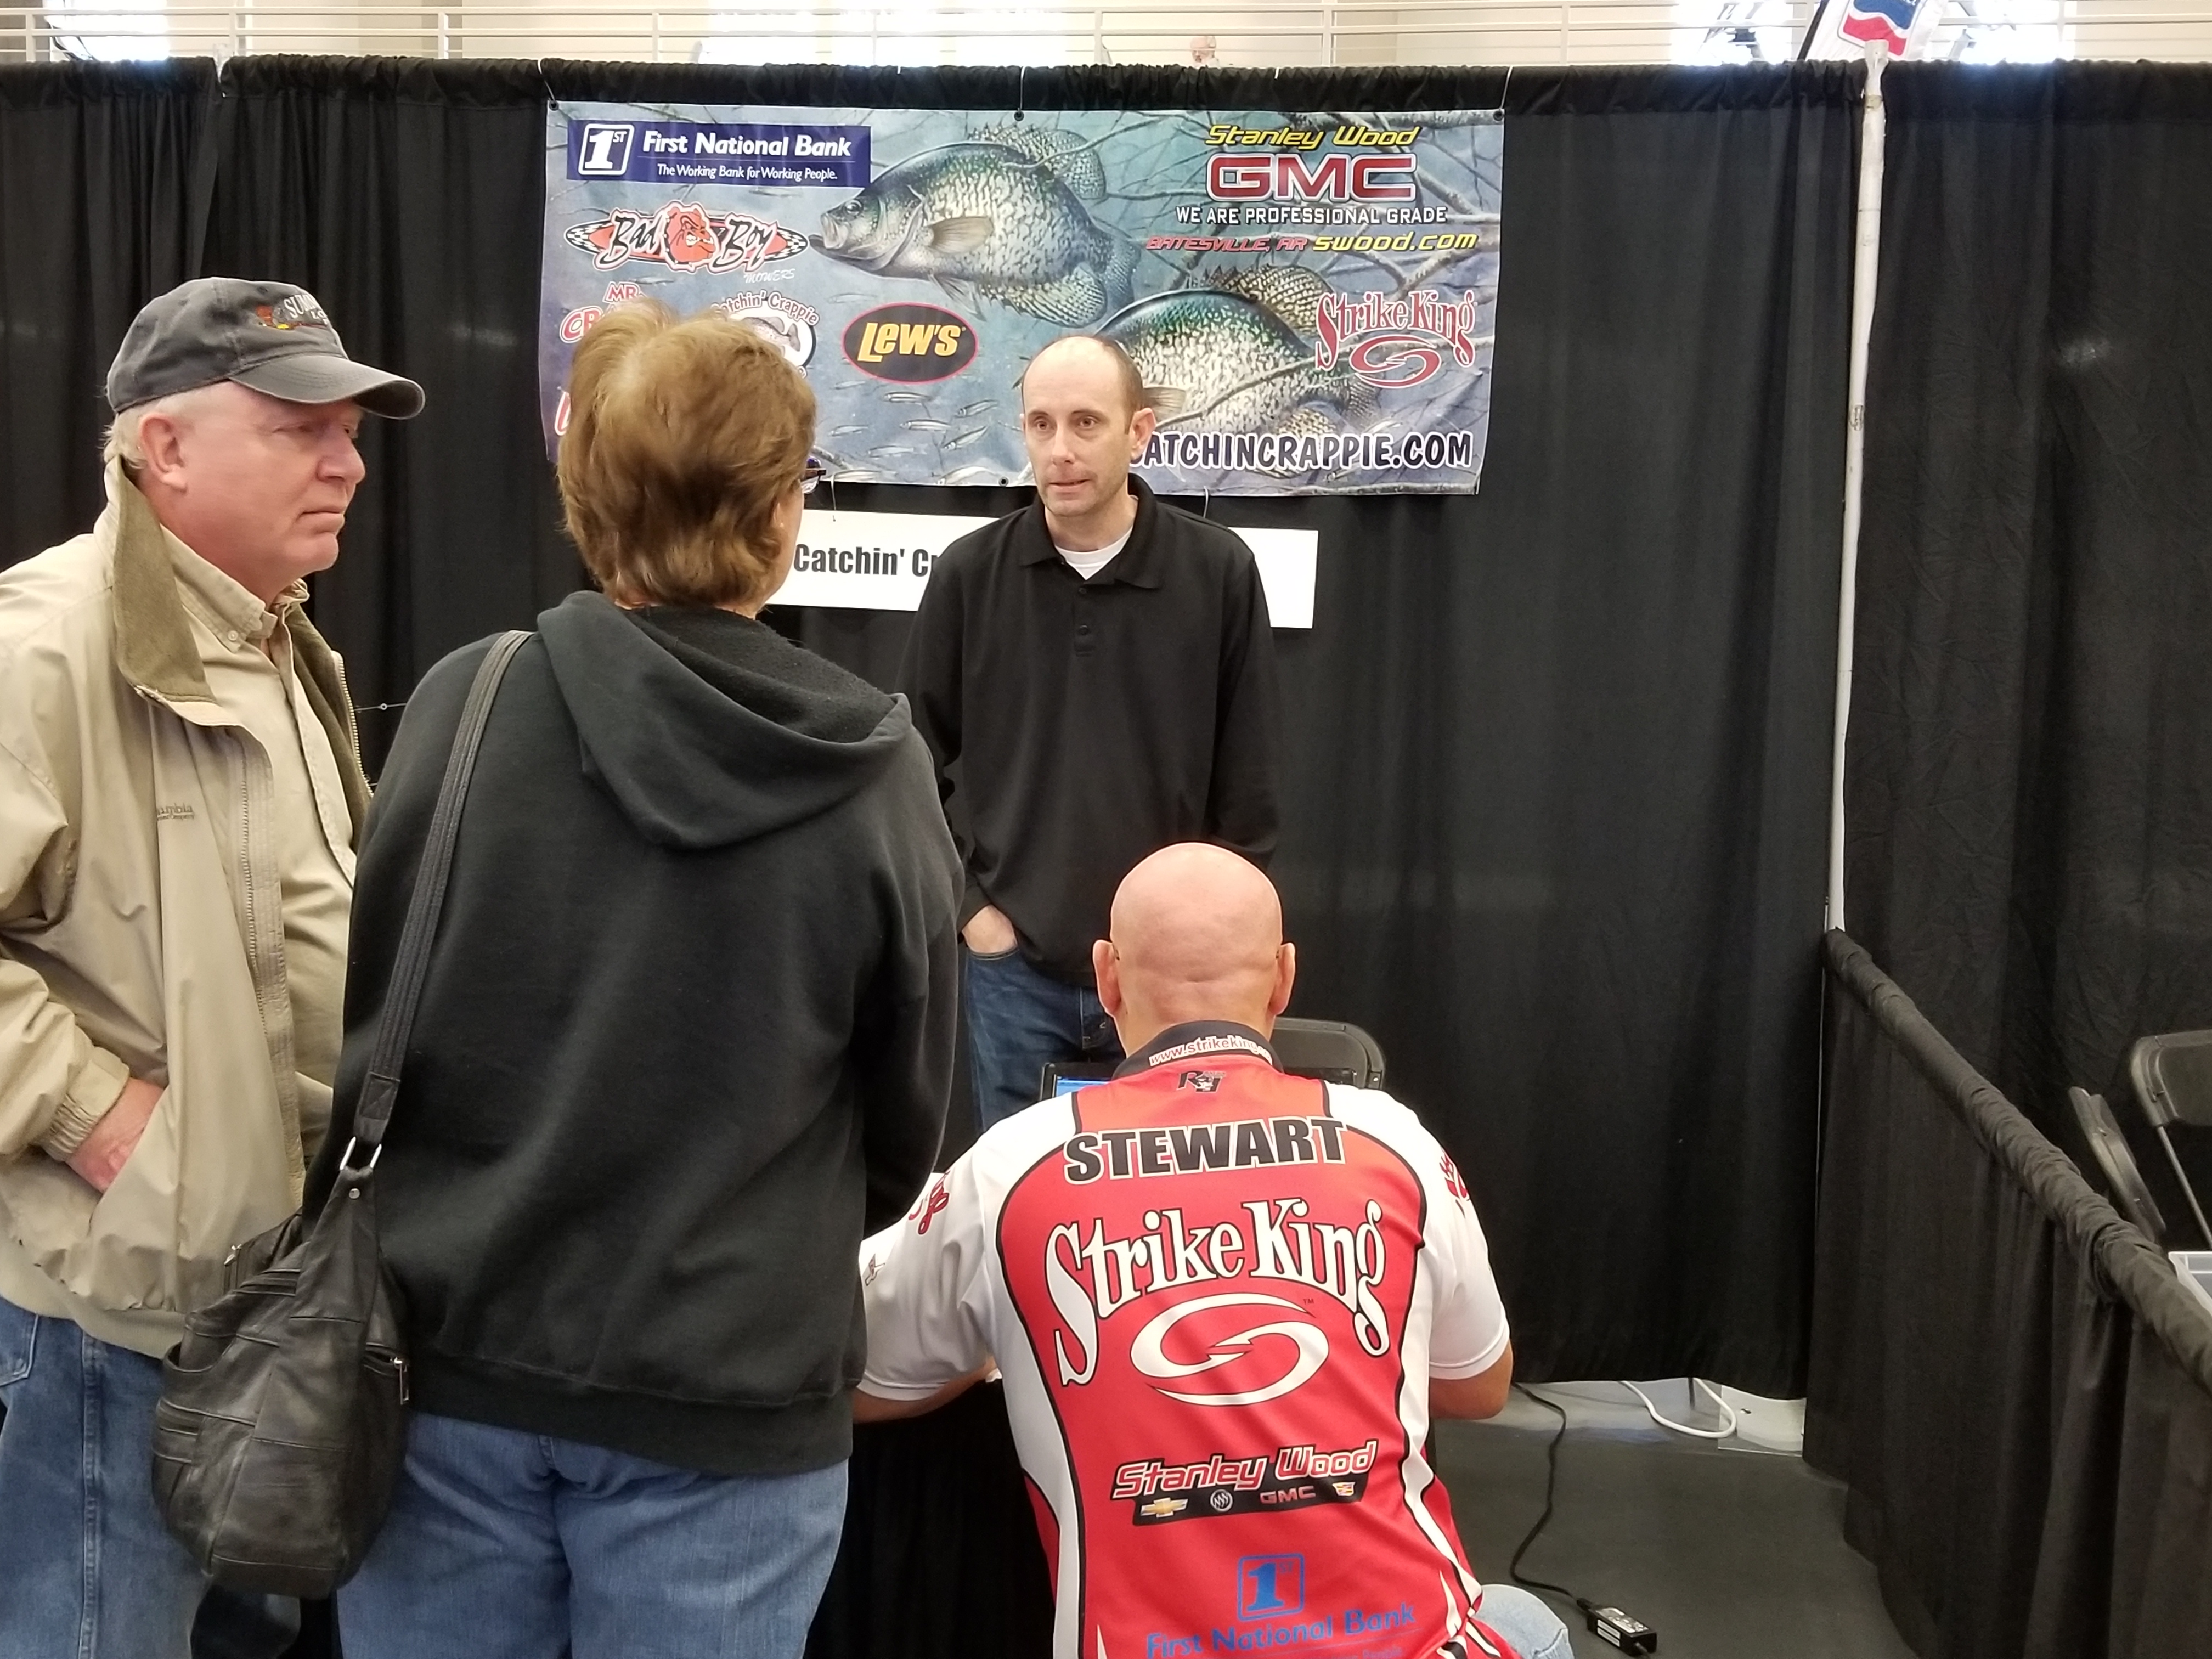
802, 456, 826, 495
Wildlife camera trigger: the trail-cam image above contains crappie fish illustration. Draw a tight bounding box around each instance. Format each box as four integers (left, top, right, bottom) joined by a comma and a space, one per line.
1101, 265, 1376, 433
816, 125, 1135, 326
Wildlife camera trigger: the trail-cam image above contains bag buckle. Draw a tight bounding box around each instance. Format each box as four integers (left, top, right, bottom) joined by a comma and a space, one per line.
337, 1137, 383, 1178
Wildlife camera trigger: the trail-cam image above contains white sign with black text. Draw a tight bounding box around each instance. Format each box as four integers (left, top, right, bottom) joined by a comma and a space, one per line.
771, 510, 1318, 629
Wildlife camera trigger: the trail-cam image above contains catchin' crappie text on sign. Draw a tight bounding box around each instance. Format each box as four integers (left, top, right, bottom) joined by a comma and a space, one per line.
541, 102, 1503, 496
773, 511, 1317, 629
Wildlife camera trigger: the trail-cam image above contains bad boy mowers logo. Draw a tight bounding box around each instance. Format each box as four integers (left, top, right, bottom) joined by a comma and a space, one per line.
565, 202, 809, 275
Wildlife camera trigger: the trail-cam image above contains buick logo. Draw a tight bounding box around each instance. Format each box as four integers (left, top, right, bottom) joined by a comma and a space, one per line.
1130, 1293, 1328, 1407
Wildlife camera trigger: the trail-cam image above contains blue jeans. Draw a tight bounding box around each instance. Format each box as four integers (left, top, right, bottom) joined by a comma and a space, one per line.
0, 1295, 297, 1659
337, 1410, 848, 1659
1469, 1584, 1576, 1659
964, 945, 1123, 1131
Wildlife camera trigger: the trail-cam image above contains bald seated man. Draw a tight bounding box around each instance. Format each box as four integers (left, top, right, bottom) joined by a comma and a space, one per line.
898, 336, 1282, 1134
855, 845, 1573, 1659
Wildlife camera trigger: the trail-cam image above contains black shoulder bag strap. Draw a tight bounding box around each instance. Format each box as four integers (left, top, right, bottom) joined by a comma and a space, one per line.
341, 629, 531, 1171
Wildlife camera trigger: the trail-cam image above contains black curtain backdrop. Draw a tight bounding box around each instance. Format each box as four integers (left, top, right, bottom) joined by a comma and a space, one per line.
0, 57, 1856, 1396
197, 58, 578, 761
548, 58, 1861, 1394
1809, 931, 2212, 1659
0, 62, 210, 561
1843, 65, 2212, 1205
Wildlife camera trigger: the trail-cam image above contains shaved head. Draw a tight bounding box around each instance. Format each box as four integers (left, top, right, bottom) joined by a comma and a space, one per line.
1021, 334, 1146, 417
1093, 844, 1296, 1052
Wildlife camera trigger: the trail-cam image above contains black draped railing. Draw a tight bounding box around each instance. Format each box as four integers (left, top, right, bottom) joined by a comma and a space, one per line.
1808, 930, 2212, 1659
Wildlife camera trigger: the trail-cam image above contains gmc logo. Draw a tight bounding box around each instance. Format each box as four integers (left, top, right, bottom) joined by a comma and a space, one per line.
1206, 153, 1416, 202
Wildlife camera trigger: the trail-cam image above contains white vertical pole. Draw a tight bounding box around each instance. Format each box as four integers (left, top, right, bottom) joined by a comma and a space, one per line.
1825, 52, 1887, 934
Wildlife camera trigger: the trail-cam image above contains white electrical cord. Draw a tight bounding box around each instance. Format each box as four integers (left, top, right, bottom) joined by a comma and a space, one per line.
1623, 1378, 1739, 1441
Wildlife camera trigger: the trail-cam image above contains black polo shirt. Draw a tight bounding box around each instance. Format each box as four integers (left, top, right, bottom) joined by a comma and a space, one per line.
898, 476, 1281, 983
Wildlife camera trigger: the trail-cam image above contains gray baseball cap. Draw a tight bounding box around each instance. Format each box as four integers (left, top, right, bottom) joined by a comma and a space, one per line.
106, 278, 425, 419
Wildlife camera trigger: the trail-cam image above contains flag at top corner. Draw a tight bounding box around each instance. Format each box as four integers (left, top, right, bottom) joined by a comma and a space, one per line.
1839, 0, 1924, 54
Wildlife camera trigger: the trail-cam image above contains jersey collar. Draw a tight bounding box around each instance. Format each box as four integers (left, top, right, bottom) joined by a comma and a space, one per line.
1114, 1020, 1279, 1078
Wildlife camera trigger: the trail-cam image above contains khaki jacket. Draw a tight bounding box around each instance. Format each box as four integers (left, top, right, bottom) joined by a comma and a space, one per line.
0, 464, 368, 1356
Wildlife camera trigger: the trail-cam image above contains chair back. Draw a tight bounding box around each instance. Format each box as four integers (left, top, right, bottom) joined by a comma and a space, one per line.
2129, 1029, 2212, 1128
2068, 1086, 2168, 1243
1272, 1018, 1387, 1088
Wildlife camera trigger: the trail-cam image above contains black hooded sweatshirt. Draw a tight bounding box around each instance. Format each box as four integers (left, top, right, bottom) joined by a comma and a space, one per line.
311, 592, 963, 1476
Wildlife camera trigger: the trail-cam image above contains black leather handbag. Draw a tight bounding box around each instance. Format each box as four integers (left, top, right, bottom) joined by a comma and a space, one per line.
150, 630, 530, 1597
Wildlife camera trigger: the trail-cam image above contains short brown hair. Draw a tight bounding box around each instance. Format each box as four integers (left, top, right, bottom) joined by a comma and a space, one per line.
558, 301, 816, 608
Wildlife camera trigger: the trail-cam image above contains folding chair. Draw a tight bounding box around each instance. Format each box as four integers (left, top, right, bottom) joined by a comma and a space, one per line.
1270, 1017, 1387, 1088
1041, 1018, 1387, 1098
2068, 1085, 2168, 1243
2128, 1029, 2212, 1249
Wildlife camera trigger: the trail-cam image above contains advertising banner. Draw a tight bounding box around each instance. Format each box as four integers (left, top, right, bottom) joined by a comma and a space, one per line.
778, 511, 1318, 625
541, 101, 1502, 495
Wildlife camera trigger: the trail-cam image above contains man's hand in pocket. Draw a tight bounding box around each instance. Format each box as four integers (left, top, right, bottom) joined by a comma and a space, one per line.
962, 906, 1019, 956
66, 1076, 163, 1194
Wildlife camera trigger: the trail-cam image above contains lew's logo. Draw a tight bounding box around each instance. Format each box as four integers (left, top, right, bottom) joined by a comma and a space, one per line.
841, 304, 977, 383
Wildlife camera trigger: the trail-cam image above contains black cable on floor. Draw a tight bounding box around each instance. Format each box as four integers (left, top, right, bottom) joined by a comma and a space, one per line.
1500, 1387, 1661, 1655
1505, 1383, 1583, 1607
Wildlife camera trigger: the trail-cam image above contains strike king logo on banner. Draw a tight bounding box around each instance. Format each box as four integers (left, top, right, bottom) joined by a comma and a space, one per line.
540, 100, 1502, 493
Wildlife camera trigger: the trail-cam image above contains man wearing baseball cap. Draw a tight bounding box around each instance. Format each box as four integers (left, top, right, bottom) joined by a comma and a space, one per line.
0, 279, 421, 1657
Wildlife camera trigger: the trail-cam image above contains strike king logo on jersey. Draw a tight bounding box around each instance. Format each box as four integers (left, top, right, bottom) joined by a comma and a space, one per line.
1114, 1437, 1379, 1525
1043, 1191, 1392, 1404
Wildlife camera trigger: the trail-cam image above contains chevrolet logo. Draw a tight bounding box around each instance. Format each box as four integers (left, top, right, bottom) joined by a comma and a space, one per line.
1140, 1498, 1187, 1519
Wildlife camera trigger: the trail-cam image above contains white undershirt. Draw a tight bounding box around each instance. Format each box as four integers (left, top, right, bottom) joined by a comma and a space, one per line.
1055, 526, 1133, 581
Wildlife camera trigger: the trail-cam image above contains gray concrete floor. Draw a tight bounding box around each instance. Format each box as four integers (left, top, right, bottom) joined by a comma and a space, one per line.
1437, 1383, 1917, 1659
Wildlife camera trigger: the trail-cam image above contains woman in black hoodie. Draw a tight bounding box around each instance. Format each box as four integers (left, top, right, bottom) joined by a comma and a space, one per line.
319, 303, 963, 1659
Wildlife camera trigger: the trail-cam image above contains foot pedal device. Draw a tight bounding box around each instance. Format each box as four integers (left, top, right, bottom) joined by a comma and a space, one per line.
1585, 1605, 1658, 1654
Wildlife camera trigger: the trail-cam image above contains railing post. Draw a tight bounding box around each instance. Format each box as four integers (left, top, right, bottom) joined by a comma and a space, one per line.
1093, 5, 1104, 61
436, 8, 449, 57
651, 8, 661, 60
1559, 0, 1572, 62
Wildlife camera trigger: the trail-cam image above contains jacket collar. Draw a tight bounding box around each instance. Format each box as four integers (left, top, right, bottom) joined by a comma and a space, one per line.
1013, 474, 1166, 590
100, 460, 370, 837
1114, 1020, 1280, 1079
105, 461, 218, 708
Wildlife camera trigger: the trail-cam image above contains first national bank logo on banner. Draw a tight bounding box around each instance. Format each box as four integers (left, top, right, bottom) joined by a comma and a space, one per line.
539, 101, 1503, 497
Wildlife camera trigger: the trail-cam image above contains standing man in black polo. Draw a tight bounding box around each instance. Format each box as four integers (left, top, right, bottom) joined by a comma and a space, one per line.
900, 335, 1280, 1131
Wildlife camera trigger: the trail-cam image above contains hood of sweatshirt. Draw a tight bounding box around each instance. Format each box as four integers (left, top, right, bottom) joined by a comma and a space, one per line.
538, 590, 910, 851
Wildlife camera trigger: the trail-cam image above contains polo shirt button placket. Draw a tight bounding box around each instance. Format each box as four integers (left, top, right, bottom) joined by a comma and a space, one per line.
1074, 588, 1097, 657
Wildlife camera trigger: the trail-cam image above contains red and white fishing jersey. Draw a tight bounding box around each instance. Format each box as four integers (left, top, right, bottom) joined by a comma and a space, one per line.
860, 1022, 1518, 1659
